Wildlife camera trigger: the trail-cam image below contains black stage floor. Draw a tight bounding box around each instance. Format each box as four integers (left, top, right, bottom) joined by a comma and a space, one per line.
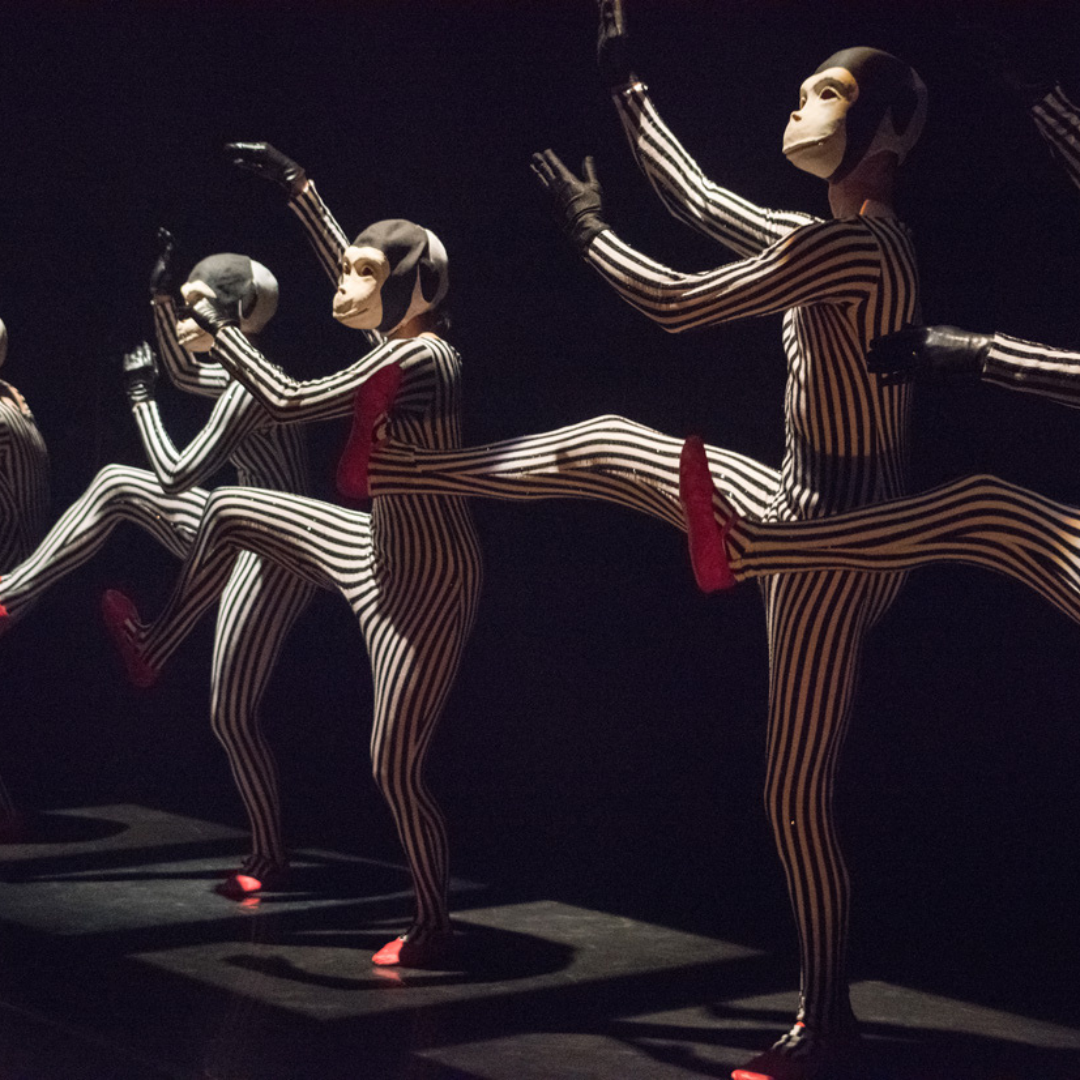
0, 803, 1076, 1080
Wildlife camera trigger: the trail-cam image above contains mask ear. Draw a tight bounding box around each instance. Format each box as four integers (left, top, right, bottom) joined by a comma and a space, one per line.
241, 260, 280, 334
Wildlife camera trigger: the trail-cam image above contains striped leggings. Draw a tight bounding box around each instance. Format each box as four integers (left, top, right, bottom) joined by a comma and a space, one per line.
367, 413, 910, 1029
0, 464, 315, 872
725, 472, 1080, 623
134, 486, 482, 933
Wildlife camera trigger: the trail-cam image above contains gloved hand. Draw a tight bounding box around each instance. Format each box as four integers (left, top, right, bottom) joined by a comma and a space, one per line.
867, 325, 992, 385
530, 150, 609, 254
183, 283, 241, 338
597, 0, 634, 89
225, 142, 307, 196
149, 227, 176, 302
122, 341, 159, 404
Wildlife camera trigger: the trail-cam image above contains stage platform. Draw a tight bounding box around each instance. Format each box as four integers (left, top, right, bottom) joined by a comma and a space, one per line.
0, 803, 1076, 1079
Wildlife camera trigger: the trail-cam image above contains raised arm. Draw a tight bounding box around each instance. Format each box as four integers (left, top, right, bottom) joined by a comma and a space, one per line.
225, 142, 382, 348
612, 83, 815, 256
595, 1, 811, 255
122, 341, 263, 493
149, 230, 230, 397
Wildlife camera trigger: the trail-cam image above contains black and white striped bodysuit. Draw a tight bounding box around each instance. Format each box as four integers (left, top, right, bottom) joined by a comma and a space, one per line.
367, 81, 922, 1029
129, 183, 482, 937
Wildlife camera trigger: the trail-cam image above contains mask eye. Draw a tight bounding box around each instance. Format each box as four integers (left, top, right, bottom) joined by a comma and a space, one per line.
820, 87, 838, 100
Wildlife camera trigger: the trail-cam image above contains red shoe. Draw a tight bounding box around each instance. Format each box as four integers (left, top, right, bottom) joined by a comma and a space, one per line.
372, 925, 454, 969
101, 590, 158, 688
215, 861, 288, 900
336, 362, 403, 500
732, 1021, 859, 1080
0, 601, 9, 637
678, 436, 737, 593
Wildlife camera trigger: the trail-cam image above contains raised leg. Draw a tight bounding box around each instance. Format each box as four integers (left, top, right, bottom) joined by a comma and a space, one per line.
370, 415, 780, 529
0, 464, 205, 624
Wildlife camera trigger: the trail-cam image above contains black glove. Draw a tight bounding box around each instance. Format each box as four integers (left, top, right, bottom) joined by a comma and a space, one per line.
597, 0, 634, 89
225, 141, 307, 196
122, 341, 159, 404
188, 294, 241, 338
530, 150, 609, 253
867, 325, 992, 385
149, 227, 176, 301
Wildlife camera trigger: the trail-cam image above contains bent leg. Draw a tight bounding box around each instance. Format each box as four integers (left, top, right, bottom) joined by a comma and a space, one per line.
371, 415, 780, 528
139, 487, 338, 673
0, 464, 205, 623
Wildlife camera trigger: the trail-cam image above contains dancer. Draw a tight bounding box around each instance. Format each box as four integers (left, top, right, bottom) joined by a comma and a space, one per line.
103, 147, 482, 968
340, 12, 928, 1076
0, 246, 318, 896
0, 317, 51, 836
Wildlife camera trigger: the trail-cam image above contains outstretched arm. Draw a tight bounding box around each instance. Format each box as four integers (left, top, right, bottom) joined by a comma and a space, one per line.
534, 158, 876, 334
209, 323, 431, 424
867, 325, 1080, 410
983, 332, 1080, 408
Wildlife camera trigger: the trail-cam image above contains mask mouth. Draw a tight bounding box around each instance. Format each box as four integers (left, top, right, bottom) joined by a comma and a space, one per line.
782, 134, 832, 156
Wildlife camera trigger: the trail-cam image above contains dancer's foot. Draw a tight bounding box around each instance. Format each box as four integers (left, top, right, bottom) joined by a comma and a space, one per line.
215, 857, 289, 899
678, 435, 738, 593
336, 362, 403, 500
372, 924, 455, 968
100, 590, 158, 688
732, 1021, 860, 1080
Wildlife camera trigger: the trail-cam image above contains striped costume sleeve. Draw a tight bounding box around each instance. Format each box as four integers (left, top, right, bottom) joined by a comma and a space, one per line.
131, 382, 265, 494
209, 326, 431, 424
288, 180, 383, 351
1031, 86, 1080, 195
613, 82, 816, 258
586, 216, 879, 334
153, 297, 230, 398
983, 331, 1080, 409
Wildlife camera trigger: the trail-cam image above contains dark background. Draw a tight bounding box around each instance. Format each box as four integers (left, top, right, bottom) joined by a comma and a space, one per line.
2, 0, 1079, 1011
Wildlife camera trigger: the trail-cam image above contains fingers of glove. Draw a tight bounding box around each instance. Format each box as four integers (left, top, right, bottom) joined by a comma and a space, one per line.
123, 342, 156, 374
529, 151, 561, 191
581, 155, 600, 188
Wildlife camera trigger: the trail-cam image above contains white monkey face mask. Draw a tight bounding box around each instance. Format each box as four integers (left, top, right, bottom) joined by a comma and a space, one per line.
783, 67, 859, 179
175, 254, 279, 352
333, 246, 392, 330
783, 47, 927, 183
333, 220, 449, 336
